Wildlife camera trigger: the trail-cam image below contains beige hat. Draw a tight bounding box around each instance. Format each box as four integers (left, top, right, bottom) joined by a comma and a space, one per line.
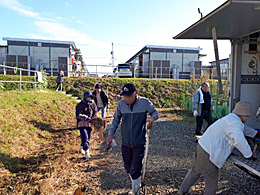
232, 101, 253, 116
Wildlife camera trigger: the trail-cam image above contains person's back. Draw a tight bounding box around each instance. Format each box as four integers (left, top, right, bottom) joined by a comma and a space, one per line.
178, 102, 257, 195
199, 112, 255, 169
199, 113, 240, 145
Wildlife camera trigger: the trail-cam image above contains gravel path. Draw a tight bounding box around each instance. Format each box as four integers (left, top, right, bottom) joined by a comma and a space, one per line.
98, 118, 260, 195
3, 116, 259, 194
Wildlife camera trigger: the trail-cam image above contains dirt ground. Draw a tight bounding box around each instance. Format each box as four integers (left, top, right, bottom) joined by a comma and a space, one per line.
1, 115, 260, 194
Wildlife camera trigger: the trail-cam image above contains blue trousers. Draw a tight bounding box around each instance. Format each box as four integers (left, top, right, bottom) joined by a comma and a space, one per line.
79, 127, 92, 150
122, 144, 145, 180
97, 106, 106, 118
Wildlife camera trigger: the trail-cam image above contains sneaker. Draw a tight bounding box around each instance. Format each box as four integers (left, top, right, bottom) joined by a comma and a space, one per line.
79, 146, 85, 154
85, 149, 91, 159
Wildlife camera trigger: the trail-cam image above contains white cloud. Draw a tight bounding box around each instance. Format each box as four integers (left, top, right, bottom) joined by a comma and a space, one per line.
0, 0, 53, 21
0, 0, 231, 66
56, 16, 63, 20
77, 20, 84, 24
0, 0, 110, 51
30, 21, 110, 50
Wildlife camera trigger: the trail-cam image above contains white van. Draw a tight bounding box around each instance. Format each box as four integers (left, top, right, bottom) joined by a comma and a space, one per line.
114, 63, 132, 78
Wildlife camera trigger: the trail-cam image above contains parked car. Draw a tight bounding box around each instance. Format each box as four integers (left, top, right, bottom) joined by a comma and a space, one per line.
113, 63, 132, 78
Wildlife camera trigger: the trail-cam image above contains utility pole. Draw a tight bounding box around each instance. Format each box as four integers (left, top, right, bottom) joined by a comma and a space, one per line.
111, 42, 114, 70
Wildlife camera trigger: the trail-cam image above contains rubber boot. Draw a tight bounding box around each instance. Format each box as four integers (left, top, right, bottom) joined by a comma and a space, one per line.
128, 174, 133, 195
132, 176, 141, 195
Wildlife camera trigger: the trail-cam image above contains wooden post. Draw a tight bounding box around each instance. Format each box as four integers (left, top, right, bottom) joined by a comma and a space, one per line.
212, 26, 223, 94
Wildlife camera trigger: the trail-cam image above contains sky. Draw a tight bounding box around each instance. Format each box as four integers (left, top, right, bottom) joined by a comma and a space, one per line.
0, 0, 231, 74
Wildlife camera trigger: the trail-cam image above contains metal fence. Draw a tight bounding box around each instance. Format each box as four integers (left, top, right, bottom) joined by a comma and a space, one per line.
0, 64, 45, 90
1, 61, 89, 77
0, 61, 229, 80
85, 64, 228, 79
134, 65, 228, 80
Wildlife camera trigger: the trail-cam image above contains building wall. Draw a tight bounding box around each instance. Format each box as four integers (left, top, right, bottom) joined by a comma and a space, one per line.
30, 46, 49, 69
7, 44, 70, 72
150, 52, 198, 69
8, 45, 29, 56
149, 51, 199, 78
210, 59, 229, 79
0, 47, 7, 64
239, 42, 260, 129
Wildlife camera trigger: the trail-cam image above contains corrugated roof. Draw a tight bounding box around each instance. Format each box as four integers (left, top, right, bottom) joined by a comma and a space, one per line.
174, 0, 260, 40
126, 45, 202, 63
3, 37, 74, 45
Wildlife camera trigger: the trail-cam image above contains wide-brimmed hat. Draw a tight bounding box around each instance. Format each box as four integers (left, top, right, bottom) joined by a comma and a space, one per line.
232, 101, 253, 116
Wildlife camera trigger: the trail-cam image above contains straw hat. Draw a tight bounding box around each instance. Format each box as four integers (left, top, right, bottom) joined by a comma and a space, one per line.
232, 101, 253, 116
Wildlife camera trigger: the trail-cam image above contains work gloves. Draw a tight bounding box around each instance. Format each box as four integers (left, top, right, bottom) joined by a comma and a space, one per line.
78, 114, 92, 122
193, 110, 198, 117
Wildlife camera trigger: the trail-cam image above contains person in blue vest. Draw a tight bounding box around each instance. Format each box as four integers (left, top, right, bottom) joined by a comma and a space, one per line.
107, 83, 158, 195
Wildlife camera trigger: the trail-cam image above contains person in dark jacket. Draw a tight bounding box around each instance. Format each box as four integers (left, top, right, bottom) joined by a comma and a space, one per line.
192, 82, 214, 135
56, 69, 64, 91
92, 83, 109, 118
107, 83, 158, 194
76, 91, 97, 159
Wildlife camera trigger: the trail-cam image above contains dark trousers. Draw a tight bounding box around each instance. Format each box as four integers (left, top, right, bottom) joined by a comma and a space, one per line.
56, 83, 62, 91
196, 110, 213, 133
79, 127, 92, 150
122, 145, 145, 180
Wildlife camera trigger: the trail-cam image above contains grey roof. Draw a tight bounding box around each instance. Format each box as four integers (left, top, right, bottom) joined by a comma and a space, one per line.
3, 37, 74, 45
174, 0, 260, 40
209, 58, 229, 64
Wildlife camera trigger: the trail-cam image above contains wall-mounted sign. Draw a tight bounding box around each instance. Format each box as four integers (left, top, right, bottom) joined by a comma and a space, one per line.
241, 75, 260, 84
37, 43, 42, 47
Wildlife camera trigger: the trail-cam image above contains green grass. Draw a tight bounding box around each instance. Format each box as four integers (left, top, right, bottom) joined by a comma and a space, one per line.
0, 89, 77, 159
0, 75, 228, 111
